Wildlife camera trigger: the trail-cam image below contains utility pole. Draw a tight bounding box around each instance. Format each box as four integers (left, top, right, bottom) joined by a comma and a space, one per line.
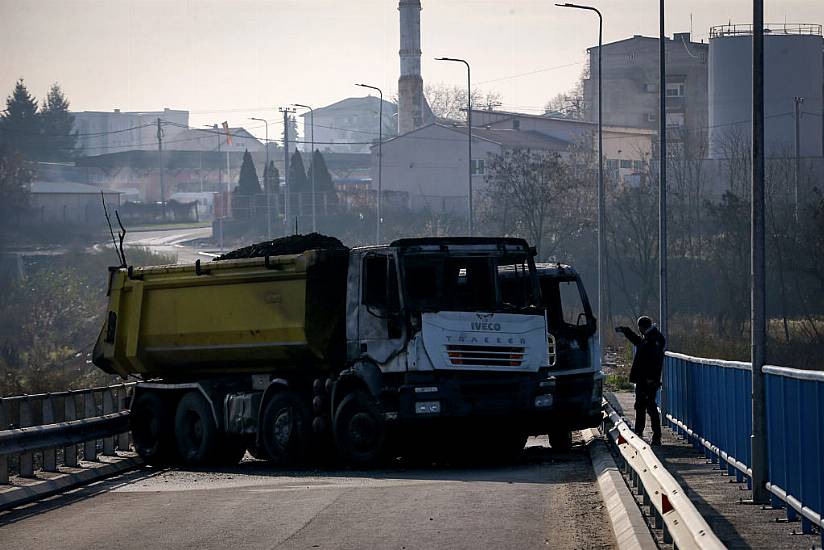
156, 118, 165, 206
793, 96, 804, 222
280, 107, 296, 234
751, 0, 769, 505
292, 104, 316, 232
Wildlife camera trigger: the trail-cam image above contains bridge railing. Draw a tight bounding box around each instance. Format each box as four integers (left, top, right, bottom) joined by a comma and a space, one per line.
664, 352, 824, 539
0, 384, 134, 484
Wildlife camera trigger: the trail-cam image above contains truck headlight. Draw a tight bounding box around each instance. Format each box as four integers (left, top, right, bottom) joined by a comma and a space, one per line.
534, 394, 553, 408
415, 401, 441, 414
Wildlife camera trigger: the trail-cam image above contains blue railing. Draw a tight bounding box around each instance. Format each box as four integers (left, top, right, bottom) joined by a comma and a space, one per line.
663, 352, 824, 543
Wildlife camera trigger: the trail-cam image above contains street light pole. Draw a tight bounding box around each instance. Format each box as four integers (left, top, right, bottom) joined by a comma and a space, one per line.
355, 83, 384, 244
292, 104, 316, 232
556, 3, 604, 357
751, 0, 769, 505
435, 57, 473, 236
250, 117, 271, 240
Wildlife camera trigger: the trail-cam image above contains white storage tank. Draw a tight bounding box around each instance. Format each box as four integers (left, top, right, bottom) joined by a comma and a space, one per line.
708, 24, 823, 158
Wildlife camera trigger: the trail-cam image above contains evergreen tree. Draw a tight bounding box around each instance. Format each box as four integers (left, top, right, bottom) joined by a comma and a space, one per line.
0, 144, 33, 235
288, 150, 308, 193
287, 115, 298, 146
262, 160, 280, 194
231, 150, 260, 219
0, 79, 40, 160
306, 149, 337, 203
40, 83, 78, 162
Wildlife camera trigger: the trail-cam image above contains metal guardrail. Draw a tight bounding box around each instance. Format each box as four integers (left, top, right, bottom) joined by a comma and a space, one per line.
664, 352, 824, 545
709, 23, 823, 38
603, 399, 725, 549
0, 384, 134, 483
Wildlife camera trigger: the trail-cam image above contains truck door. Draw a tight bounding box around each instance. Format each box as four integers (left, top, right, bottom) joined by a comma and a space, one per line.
357, 251, 405, 366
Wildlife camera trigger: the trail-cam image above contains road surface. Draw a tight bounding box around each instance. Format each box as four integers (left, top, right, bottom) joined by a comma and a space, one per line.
122, 226, 213, 264
0, 437, 615, 550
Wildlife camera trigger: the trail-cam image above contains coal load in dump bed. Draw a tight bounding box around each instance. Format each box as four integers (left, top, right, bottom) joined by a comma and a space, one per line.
215, 233, 348, 260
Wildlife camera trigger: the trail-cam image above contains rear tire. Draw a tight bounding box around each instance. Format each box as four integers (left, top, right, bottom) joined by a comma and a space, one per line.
174, 391, 219, 466
333, 390, 385, 467
261, 391, 311, 465
130, 391, 176, 464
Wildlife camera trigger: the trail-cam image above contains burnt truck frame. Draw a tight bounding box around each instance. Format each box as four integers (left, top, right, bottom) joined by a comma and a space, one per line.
98, 238, 597, 467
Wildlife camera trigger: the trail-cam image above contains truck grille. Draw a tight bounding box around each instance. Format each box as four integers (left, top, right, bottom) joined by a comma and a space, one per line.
445, 344, 526, 367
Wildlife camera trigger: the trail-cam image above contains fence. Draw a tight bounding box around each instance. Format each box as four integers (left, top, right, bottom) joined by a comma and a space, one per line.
664, 352, 824, 542
0, 384, 133, 484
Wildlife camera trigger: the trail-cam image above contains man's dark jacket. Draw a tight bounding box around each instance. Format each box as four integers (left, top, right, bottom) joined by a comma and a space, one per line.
624, 326, 666, 384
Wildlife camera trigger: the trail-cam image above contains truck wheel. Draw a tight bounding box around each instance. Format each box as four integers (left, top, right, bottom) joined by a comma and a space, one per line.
333, 390, 385, 467
175, 391, 219, 466
261, 392, 311, 465
548, 429, 573, 452
130, 391, 175, 464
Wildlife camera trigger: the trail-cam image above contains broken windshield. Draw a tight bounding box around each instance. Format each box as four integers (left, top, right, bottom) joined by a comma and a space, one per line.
401, 253, 539, 312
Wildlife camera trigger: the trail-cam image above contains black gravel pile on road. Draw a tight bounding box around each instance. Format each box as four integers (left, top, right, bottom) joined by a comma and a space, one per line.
215, 233, 348, 260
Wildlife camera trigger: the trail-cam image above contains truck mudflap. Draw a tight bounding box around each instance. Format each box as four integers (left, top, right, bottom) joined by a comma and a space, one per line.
392, 373, 558, 429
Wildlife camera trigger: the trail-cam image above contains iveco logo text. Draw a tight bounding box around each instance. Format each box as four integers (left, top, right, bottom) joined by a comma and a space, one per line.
471, 321, 501, 331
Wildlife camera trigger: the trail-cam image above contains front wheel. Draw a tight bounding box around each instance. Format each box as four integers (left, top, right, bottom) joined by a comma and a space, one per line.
333, 390, 385, 467
548, 428, 573, 452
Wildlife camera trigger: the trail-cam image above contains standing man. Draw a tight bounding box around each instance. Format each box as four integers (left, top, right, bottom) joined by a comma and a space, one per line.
616, 316, 666, 445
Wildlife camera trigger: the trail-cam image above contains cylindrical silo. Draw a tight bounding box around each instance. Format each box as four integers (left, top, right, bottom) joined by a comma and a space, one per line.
708, 24, 823, 158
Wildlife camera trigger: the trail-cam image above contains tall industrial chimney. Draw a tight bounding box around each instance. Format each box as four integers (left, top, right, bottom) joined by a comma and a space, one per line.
398, 0, 424, 135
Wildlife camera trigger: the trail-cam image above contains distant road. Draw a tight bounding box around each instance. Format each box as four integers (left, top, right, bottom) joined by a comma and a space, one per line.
123, 226, 213, 264
0, 437, 615, 550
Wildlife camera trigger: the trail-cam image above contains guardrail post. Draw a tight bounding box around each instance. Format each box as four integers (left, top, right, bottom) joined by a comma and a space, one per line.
102, 389, 115, 456
19, 398, 35, 478
83, 392, 97, 461
42, 396, 57, 472
64, 394, 78, 467
117, 386, 130, 451
0, 399, 8, 484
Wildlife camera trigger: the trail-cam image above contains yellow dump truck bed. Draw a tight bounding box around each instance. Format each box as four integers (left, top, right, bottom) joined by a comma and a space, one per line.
93, 249, 349, 379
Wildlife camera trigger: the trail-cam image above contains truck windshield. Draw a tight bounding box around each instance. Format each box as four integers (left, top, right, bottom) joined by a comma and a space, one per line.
401, 254, 538, 312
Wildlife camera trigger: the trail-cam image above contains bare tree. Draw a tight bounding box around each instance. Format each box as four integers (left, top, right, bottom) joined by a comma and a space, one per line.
424, 83, 502, 121
482, 149, 571, 259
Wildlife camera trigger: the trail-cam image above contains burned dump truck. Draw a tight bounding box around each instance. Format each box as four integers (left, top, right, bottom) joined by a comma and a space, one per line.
93, 235, 591, 467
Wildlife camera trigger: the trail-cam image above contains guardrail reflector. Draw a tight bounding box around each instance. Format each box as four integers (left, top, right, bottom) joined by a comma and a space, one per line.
662, 493, 673, 514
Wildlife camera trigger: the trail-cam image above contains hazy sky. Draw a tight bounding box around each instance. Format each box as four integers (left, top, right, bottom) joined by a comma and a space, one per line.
1, 0, 821, 141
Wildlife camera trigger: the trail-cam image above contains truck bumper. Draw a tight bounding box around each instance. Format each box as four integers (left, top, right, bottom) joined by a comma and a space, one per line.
392, 370, 602, 434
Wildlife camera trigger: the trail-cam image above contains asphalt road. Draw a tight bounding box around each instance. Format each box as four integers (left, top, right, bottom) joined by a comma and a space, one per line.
123, 226, 213, 264
0, 436, 615, 550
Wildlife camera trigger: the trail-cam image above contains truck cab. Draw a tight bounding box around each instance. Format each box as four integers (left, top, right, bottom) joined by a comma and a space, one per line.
333, 238, 556, 460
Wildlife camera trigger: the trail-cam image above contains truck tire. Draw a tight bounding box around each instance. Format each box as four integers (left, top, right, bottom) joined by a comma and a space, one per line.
333, 390, 385, 467
175, 391, 219, 466
548, 428, 573, 452
261, 391, 311, 465
130, 391, 176, 464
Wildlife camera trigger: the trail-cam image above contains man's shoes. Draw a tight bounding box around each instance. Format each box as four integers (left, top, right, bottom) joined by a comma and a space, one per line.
651, 435, 662, 446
